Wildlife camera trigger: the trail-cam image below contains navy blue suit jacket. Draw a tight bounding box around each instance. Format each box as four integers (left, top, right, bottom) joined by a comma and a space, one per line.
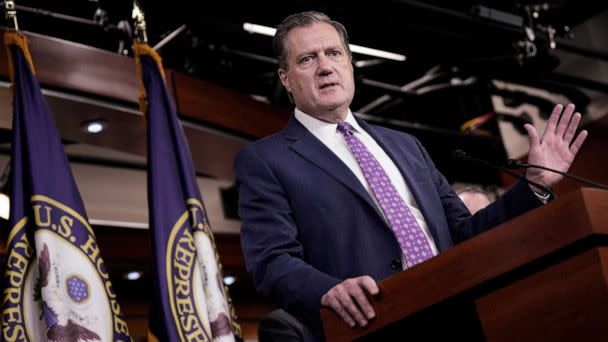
235, 115, 541, 336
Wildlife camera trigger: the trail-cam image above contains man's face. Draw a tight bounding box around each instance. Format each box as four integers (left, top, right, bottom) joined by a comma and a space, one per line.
278, 22, 355, 121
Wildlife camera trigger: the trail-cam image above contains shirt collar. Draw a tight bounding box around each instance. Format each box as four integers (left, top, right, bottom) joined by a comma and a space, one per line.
294, 108, 362, 140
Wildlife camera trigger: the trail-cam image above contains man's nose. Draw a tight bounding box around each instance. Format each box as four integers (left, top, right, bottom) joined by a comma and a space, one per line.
316, 55, 333, 76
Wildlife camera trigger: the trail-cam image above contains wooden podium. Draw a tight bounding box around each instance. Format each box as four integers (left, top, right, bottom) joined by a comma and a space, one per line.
322, 188, 608, 341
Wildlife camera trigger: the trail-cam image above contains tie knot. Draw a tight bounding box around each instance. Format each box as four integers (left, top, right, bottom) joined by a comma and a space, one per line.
337, 122, 353, 135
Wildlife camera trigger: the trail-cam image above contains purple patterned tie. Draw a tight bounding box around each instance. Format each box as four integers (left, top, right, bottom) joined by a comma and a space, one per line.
337, 122, 433, 267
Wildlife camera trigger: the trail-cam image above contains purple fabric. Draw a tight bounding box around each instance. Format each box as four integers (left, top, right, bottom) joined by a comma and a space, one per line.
337, 122, 433, 267
4, 42, 130, 341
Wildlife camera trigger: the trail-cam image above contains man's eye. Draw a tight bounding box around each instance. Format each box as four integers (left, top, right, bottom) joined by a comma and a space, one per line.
330, 50, 341, 56
299, 56, 312, 64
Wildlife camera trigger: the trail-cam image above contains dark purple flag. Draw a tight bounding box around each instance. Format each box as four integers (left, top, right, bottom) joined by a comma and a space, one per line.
1, 32, 132, 341
135, 43, 241, 342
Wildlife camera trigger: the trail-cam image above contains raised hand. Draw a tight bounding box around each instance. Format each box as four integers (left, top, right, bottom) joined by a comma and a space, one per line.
321, 276, 379, 328
524, 103, 588, 190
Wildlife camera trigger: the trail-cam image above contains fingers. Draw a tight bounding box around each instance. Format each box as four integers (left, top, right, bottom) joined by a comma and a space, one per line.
549, 103, 585, 149
524, 103, 587, 188
321, 276, 379, 328
570, 129, 588, 156
542, 104, 563, 141
340, 285, 371, 327
353, 276, 378, 320
321, 290, 357, 327
555, 104, 575, 138
540, 103, 585, 145
524, 123, 540, 149
563, 112, 581, 143
359, 276, 380, 296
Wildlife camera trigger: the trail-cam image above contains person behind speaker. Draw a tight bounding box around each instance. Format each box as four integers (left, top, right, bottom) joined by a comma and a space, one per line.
453, 183, 503, 214
234, 11, 588, 340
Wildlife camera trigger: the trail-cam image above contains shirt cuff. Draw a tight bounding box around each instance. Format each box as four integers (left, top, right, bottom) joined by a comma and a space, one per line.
534, 191, 551, 204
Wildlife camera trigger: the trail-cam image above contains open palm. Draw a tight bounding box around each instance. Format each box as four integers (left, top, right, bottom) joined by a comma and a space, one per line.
524, 103, 588, 190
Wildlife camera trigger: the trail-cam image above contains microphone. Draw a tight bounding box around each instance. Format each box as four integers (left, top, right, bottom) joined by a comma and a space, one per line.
451, 149, 556, 199
502, 159, 608, 190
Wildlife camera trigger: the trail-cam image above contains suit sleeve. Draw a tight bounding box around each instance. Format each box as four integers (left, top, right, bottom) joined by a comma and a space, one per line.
413, 139, 543, 244
234, 146, 341, 329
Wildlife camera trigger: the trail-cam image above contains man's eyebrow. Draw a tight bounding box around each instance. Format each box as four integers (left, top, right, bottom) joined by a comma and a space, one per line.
294, 49, 317, 60
293, 44, 344, 60
325, 45, 342, 50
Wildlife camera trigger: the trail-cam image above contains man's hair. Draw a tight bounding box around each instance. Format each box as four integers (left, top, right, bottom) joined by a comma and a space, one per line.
452, 182, 501, 202
273, 11, 351, 70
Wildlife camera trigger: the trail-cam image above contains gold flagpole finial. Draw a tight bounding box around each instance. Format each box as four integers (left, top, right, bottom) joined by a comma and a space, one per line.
4, 0, 19, 31
132, 1, 147, 43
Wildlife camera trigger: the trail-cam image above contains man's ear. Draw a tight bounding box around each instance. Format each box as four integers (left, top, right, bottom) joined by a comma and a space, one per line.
278, 68, 291, 93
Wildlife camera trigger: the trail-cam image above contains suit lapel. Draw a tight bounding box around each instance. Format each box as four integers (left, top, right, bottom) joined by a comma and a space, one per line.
282, 116, 383, 218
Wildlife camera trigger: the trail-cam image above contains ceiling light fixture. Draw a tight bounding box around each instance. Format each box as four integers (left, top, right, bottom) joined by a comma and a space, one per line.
0, 193, 9, 220
243, 23, 277, 37
243, 22, 407, 62
223, 275, 236, 286
124, 271, 143, 281
82, 119, 107, 134
0, 161, 9, 220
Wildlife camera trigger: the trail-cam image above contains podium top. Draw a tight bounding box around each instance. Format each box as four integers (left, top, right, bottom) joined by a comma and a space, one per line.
322, 187, 608, 341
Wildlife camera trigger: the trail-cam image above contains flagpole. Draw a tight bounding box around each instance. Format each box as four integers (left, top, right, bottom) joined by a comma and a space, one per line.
4, 0, 19, 31
132, 1, 147, 44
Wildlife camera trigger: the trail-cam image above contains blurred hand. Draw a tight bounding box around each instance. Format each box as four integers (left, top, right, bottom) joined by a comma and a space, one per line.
524, 103, 588, 190
321, 276, 379, 328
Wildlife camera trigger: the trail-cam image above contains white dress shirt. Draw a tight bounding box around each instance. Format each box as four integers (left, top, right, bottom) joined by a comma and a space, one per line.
295, 108, 439, 267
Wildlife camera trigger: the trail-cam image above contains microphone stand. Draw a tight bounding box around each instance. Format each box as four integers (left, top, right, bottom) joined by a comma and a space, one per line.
453, 150, 556, 200
504, 160, 608, 191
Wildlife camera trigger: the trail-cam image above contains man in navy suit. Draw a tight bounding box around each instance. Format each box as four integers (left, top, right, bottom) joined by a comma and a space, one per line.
234, 11, 587, 340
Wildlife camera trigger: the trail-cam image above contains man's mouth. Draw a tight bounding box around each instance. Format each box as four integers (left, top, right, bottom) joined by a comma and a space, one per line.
319, 82, 338, 89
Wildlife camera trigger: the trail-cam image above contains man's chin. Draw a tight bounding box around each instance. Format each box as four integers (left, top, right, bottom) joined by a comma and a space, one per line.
319, 98, 348, 111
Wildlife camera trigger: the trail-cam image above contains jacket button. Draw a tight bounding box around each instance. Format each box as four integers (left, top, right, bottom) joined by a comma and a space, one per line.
390, 258, 402, 270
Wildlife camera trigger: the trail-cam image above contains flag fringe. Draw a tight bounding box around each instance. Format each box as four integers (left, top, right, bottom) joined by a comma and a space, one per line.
147, 330, 160, 342
133, 42, 166, 118
3, 31, 35, 97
